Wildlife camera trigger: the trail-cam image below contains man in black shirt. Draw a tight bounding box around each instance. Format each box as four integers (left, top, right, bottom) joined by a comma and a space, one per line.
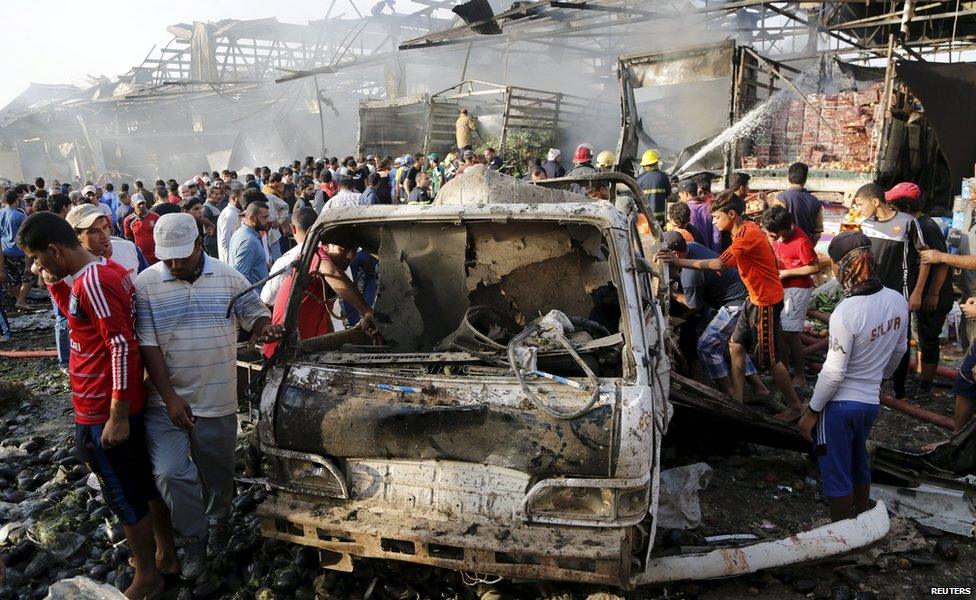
887, 182, 953, 401
407, 172, 432, 204
730, 172, 751, 204
346, 158, 369, 193
403, 154, 426, 195
485, 147, 503, 171
854, 183, 927, 403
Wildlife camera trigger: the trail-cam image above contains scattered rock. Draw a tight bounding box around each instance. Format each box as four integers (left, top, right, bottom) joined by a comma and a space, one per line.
175, 588, 194, 600
23, 552, 59, 579
831, 584, 855, 600
42, 577, 126, 600
193, 576, 220, 599
254, 587, 276, 600
793, 578, 818, 594
934, 539, 960, 561
271, 567, 301, 592
232, 492, 258, 514
813, 581, 832, 598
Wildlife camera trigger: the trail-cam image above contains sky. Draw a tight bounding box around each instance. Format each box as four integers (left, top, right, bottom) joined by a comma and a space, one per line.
0, 0, 433, 110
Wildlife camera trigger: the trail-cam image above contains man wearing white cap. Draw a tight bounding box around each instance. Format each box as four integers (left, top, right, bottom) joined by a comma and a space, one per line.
65, 204, 149, 279
542, 148, 565, 179
135, 213, 277, 578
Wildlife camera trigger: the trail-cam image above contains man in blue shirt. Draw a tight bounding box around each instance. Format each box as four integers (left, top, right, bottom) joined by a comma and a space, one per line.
101, 183, 121, 229
360, 173, 380, 205
0, 189, 30, 311
229, 201, 270, 285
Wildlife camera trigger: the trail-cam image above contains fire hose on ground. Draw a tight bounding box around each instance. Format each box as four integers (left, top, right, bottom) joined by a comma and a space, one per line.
805, 360, 954, 431
0, 349, 58, 358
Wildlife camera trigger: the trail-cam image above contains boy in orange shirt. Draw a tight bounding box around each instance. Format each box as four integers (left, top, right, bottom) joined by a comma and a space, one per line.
659, 191, 803, 420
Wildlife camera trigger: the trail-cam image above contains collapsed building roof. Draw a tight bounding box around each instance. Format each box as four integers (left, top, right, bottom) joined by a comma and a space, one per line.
399, 1, 976, 63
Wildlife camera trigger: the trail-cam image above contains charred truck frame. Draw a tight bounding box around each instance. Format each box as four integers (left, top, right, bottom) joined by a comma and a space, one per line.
616, 41, 951, 204
249, 166, 890, 588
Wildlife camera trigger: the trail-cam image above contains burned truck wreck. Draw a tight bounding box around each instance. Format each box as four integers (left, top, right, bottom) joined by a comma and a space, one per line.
251, 166, 889, 588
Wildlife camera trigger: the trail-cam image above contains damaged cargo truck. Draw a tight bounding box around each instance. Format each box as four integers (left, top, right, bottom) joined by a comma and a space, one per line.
617, 41, 951, 204
250, 166, 889, 588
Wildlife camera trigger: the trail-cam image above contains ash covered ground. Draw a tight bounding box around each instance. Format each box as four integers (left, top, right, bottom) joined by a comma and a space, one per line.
0, 303, 973, 600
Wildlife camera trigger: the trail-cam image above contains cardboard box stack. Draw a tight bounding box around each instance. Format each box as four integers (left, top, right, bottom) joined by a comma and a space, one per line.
743, 83, 882, 172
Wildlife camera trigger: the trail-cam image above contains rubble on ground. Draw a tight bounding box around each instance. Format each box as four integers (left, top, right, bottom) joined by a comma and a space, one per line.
2, 311, 975, 599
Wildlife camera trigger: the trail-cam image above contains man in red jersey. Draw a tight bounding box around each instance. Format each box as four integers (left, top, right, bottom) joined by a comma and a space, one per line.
123, 194, 159, 263
18, 211, 176, 600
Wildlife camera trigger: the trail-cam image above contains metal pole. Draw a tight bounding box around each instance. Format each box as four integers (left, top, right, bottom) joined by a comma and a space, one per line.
872, 34, 898, 178
313, 75, 326, 157
460, 43, 473, 81
900, 0, 916, 37
500, 88, 512, 158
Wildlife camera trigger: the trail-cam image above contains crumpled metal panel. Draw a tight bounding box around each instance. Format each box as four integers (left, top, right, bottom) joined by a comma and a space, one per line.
621, 42, 734, 88
434, 164, 588, 205
273, 364, 616, 479
258, 493, 631, 586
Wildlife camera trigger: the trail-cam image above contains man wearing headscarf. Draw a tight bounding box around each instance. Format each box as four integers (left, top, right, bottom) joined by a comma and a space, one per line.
798, 232, 908, 523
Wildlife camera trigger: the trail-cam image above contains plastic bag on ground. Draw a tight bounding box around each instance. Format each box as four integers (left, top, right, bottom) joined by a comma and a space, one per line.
657, 462, 714, 529
44, 576, 127, 599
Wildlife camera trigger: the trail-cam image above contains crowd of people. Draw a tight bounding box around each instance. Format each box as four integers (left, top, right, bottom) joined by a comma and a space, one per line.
654, 161, 973, 524
0, 132, 596, 597
0, 108, 973, 594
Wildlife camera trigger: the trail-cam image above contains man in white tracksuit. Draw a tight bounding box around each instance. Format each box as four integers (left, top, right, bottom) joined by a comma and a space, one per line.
799, 232, 908, 522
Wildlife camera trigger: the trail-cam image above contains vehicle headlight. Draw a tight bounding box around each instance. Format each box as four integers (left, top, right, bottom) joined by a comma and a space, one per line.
527, 486, 614, 520
524, 479, 650, 526
616, 487, 649, 519
265, 448, 348, 499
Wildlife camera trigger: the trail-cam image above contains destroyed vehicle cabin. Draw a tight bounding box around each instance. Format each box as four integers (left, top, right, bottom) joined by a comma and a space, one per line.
258, 167, 664, 586
356, 80, 580, 162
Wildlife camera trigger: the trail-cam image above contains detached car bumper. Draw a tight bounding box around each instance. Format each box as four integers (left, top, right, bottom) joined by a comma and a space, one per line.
633, 500, 891, 585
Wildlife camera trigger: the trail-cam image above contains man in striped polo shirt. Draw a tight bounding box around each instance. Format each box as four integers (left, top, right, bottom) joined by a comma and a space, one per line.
135, 213, 278, 579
